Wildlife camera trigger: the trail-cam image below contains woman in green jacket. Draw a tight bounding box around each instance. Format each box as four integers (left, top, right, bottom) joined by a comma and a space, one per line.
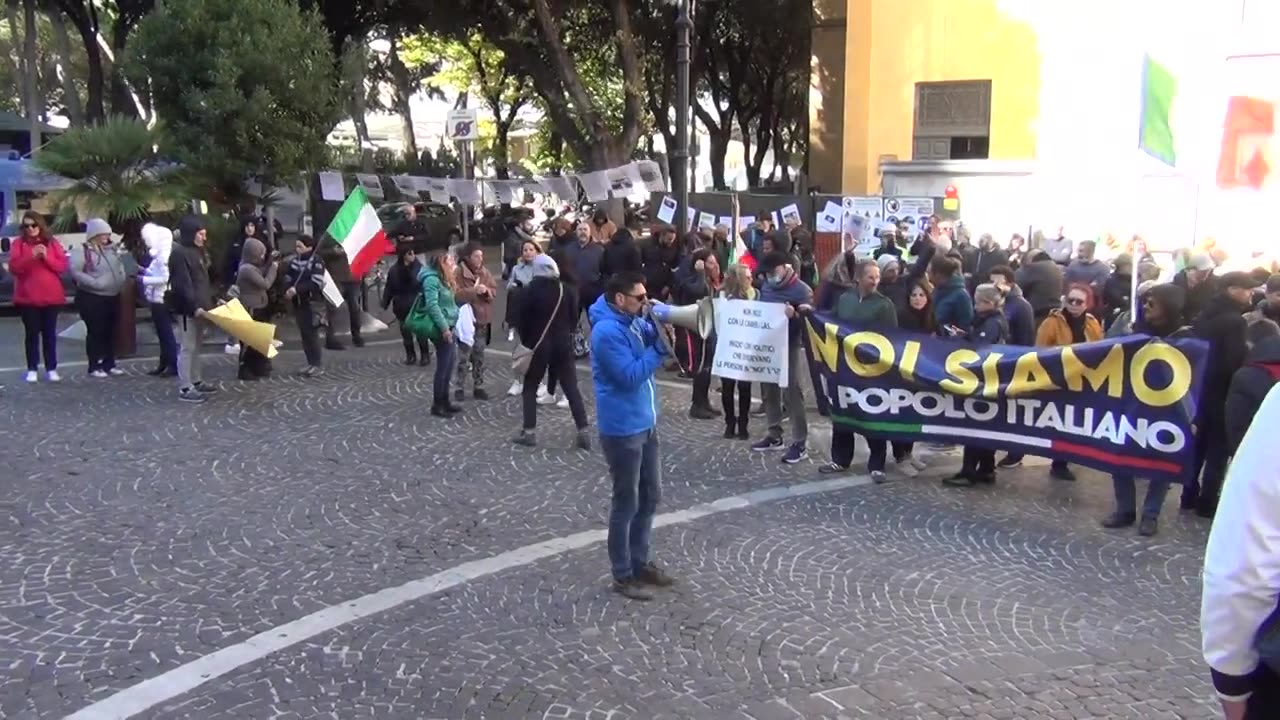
419, 252, 462, 417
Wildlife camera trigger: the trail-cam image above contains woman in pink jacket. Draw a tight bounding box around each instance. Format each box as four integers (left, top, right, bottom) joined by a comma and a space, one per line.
9, 211, 69, 382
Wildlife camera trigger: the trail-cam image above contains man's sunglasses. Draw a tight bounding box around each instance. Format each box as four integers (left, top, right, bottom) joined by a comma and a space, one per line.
627, 293, 648, 303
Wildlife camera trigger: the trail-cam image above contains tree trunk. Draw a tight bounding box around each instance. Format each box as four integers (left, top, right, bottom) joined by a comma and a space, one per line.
21, 0, 40, 151
62, 8, 106, 122
108, 19, 137, 117
706, 130, 729, 191
344, 36, 373, 171
385, 29, 418, 161
48, 9, 84, 125
546, 129, 563, 174
493, 120, 510, 180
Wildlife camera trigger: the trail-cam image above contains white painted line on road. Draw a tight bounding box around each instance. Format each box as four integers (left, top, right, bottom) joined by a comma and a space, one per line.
64, 472, 878, 720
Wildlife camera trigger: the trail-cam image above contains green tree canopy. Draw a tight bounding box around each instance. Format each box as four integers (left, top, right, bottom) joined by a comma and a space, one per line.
127, 0, 339, 197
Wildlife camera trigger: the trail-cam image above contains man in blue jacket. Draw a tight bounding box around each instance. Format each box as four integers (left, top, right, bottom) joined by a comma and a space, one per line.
588, 272, 675, 601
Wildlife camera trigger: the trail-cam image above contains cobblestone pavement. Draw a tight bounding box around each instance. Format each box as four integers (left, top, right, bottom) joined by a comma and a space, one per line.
0, 341, 1218, 719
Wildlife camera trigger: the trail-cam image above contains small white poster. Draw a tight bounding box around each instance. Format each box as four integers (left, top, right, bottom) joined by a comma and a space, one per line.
607, 162, 646, 198
780, 203, 803, 227
538, 175, 578, 201
636, 159, 667, 192
711, 298, 791, 387
656, 195, 678, 224
697, 211, 716, 229
576, 171, 612, 202
816, 201, 842, 232
738, 215, 755, 233
849, 196, 884, 220
355, 174, 384, 199
318, 172, 346, 202
884, 197, 935, 236
391, 175, 418, 197
447, 179, 482, 205
717, 216, 733, 229
687, 207, 697, 227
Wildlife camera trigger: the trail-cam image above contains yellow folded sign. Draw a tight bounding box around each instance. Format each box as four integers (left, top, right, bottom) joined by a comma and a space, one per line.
206, 299, 279, 358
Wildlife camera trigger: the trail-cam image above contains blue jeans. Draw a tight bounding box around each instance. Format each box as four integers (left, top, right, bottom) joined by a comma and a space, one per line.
1112, 475, 1171, 519
150, 302, 178, 370
431, 335, 457, 400
601, 428, 661, 581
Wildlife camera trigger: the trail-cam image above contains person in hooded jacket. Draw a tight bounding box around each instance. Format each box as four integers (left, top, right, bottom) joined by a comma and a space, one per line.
70, 218, 127, 378
928, 255, 973, 337
234, 236, 281, 380
219, 216, 259, 353
944, 283, 1010, 488
1173, 251, 1219, 325
1100, 283, 1194, 536
1015, 249, 1065, 325
673, 247, 722, 420
140, 223, 178, 377
382, 242, 431, 366
1225, 317, 1280, 457
10, 211, 69, 383
168, 216, 218, 403
548, 217, 575, 255
284, 235, 329, 378
641, 226, 682, 302
511, 254, 590, 449
1187, 272, 1255, 517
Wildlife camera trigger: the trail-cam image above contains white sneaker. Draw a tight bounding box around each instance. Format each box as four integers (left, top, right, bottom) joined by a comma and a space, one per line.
23, 371, 38, 383
107, 368, 125, 377
46, 370, 61, 382
507, 380, 523, 397
224, 343, 240, 355
537, 390, 557, 406
271, 339, 283, 349
556, 396, 570, 409
90, 370, 109, 379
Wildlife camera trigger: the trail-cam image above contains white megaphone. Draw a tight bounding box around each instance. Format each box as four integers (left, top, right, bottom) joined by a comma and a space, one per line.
648, 297, 716, 338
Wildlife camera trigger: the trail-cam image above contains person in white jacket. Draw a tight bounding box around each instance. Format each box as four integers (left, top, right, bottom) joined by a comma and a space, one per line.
1201, 382, 1280, 719
139, 223, 178, 376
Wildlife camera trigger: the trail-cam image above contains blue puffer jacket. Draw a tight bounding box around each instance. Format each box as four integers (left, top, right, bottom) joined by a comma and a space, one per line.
932, 274, 974, 336
588, 295, 665, 437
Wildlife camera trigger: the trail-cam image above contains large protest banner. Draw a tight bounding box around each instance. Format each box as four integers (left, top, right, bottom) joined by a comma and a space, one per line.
712, 299, 791, 386
803, 313, 1210, 484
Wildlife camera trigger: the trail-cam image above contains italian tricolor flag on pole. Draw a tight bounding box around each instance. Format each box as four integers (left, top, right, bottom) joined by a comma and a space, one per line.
324, 186, 390, 278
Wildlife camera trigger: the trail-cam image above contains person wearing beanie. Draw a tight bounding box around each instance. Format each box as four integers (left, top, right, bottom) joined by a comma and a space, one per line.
1186, 271, 1255, 518
876, 253, 907, 310
139, 223, 177, 376
284, 234, 329, 378
69, 218, 126, 378
1174, 250, 1219, 324
168, 215, 216, 403
234, 236, 281, 380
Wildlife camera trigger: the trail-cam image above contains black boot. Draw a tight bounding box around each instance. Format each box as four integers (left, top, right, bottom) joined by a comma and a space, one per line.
418, 343, 431, 366
404, 346, 417, 365
723, 418, 736, 439
736, 418, 749, 440
431, 398, 457, 418
146, 364, 168, 377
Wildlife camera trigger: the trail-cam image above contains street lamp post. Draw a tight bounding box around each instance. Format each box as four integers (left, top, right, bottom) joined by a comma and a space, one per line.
672, 0, 692, 234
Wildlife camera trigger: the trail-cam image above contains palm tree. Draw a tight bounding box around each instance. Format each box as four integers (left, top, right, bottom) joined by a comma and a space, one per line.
34, 115, 188, 358
33, 114, 187, 247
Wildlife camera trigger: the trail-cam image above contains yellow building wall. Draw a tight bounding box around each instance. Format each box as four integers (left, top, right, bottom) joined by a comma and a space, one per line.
841, 0, 1043, 194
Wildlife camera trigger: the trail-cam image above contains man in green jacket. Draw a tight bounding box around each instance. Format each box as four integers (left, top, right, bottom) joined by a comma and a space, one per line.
835, 258, 898, 328
824, 258, 910, 483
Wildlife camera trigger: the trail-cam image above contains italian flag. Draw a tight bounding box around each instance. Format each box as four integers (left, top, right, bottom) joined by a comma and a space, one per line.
833, 416, 1183, 476
325, 186, 390, 278
729, 235, 757, 273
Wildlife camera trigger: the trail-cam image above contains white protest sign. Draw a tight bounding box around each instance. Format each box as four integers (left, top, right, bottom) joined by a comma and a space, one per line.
711, 299, 790, 387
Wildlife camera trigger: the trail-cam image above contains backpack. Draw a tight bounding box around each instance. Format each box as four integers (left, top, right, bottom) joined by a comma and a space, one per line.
403, 295, 440, 341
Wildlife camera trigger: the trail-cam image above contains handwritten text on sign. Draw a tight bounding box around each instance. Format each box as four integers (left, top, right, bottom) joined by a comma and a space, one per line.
712, 298, 790, 386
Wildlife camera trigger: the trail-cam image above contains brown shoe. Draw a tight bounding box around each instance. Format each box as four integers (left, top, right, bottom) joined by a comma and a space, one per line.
634, 562, 676, 588
611, 577, 654, 600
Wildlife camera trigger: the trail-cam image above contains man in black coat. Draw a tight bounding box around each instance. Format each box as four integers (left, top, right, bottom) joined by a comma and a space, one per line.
1187, 272, 1255, 517
1172, 251, 1218, 325
968, 233, 1010, 292
640, 226, 682, 303
600, 210, 643, 280
1226, 318, 1280, 455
